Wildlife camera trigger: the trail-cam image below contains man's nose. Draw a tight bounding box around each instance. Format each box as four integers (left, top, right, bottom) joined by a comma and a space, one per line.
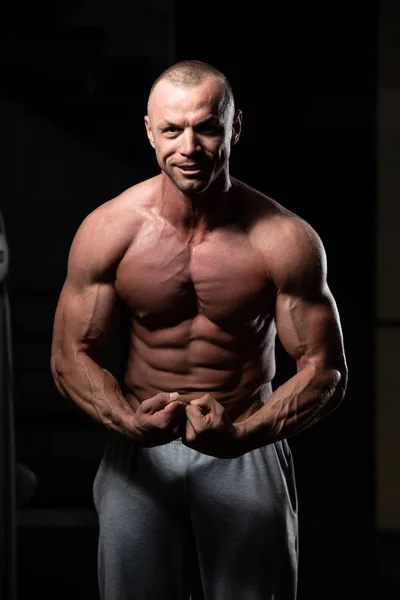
180, 129, 200, 155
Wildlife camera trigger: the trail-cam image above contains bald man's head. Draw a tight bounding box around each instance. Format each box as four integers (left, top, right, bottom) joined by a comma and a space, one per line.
147, 60, 235, 118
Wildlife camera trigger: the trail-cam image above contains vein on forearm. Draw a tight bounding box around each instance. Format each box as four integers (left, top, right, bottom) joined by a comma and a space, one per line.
241, 364, 342, 446
269, 366, 340, 432
54, 346, 131, 431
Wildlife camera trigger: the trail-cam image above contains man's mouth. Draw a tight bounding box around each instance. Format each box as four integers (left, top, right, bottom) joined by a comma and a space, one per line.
177, 164, 201, 171
175, 164, 205, 177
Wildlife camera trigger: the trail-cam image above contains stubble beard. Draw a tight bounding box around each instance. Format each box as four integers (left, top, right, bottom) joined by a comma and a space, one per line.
166, 165, 211, 196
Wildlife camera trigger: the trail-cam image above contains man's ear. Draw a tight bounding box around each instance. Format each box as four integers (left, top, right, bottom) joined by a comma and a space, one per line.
231, 109, 242, 146
144, 116, 155, 148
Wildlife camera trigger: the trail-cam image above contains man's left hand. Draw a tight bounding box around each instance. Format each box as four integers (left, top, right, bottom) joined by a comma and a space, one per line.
183, 394, 241, 458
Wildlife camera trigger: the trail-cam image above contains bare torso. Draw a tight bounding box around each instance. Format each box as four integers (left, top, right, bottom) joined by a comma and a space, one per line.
114, 177, 282, 423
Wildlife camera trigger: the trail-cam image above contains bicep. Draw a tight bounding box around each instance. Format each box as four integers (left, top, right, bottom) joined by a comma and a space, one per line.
275, 286, 345, 372
53, 278, 120, 359
266, 216, 345, 372
52, 208, 124, 362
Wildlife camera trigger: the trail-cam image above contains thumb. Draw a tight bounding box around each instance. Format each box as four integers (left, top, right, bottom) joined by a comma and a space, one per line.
185, 415, 197, 443
164, 399, 186, 414
189, 394, 212, 414
185, 403, 204, 426
142, 392, 180, 414
192, 393, 214, 404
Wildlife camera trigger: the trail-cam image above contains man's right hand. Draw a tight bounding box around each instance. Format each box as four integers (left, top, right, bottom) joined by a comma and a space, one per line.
134, 392, 186, 446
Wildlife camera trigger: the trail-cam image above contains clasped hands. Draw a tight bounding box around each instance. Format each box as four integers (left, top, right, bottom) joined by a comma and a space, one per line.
134, 392, 241, 458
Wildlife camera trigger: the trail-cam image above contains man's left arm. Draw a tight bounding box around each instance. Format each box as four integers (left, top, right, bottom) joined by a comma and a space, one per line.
236, 217, 348, 453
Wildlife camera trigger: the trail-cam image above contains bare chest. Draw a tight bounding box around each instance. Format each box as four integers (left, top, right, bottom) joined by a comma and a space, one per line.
115, 225, 273, 324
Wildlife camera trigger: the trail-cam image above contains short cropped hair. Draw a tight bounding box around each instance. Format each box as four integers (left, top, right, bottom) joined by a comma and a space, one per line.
147, 59, 235, 114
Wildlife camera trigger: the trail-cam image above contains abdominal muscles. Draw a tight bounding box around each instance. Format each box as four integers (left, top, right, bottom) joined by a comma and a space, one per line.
121, 313, 275, 421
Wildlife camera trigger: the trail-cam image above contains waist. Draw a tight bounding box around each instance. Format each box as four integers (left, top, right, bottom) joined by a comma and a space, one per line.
123, 382, 271, 423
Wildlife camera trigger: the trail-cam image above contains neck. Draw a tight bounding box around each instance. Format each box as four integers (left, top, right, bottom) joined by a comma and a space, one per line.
157, 171, 233, 234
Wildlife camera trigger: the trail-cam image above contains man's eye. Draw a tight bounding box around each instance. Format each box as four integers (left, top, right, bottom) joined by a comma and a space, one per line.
163, 127, 179, 134
197, 125, 221, 135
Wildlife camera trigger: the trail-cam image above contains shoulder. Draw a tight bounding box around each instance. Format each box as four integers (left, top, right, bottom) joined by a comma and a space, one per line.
77, 176, 159, 237
233, 179, 327, 291
68, 176, 160, 271
264, 212, 327, 293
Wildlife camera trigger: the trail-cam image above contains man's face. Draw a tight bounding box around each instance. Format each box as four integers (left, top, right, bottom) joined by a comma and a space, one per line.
144, 77, 241, 195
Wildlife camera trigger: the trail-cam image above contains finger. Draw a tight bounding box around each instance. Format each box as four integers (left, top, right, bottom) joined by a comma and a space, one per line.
141, 392, 179, 414
190, 393, 212, 406
184, 418, 197, 443
163, 400, 186, 415
185, 404, 207, 432
166, 392, 180, 403
190, 394, 220, 415
145, 402, 185, 432
189, 400, 209, 416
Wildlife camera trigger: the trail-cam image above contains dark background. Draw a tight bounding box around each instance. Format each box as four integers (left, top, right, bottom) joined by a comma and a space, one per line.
0, 2, 378, 599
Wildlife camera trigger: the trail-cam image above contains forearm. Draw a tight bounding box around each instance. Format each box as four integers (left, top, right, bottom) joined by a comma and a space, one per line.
235, 365, 345, 452
51, 350, 139, 438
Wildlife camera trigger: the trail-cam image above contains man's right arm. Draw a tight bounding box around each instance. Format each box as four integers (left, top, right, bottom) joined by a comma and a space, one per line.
50, 207, 185, 441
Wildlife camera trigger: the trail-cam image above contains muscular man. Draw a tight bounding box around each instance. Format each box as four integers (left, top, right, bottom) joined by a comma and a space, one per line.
50, 59, 348, 600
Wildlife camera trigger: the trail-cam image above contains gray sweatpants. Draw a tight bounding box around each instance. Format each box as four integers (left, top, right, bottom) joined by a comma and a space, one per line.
93, 434, 298, 600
